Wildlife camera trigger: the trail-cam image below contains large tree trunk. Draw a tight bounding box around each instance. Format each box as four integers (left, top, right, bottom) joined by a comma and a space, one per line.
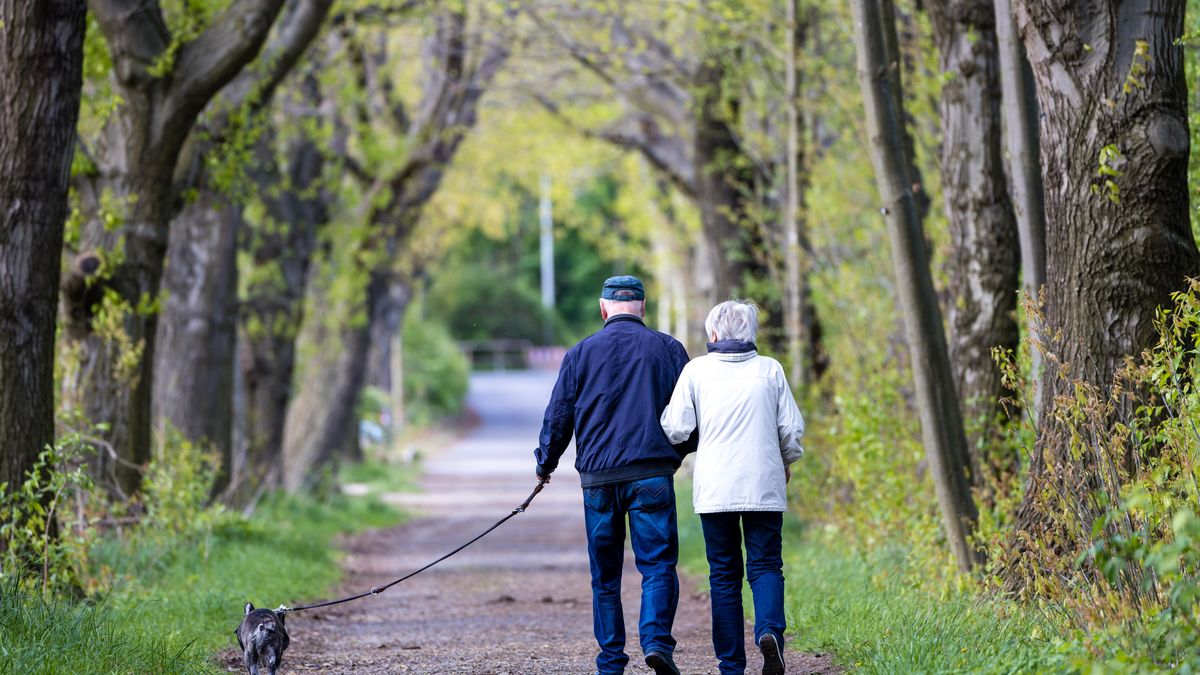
152, 191, 240, 493
281, 272, 381, 491
927, 0, 1020, 487
1012, 0, 1200, 544
693, 57, 757, 307
782, 0, 826, 389
62, 0, 288, 496
239, 129, 328, 495
0, 0, 86, 494
852, 0, 981, 571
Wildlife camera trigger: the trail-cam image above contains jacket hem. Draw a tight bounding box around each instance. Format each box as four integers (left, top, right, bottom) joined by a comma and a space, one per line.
579, 459, 677, 488
693, 504, 788, 514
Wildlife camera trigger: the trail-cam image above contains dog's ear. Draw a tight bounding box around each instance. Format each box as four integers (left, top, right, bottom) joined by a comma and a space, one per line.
245, 602, 255, 615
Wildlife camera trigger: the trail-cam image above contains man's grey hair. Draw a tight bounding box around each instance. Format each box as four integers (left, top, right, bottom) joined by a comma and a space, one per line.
600, 298, 645, 317
705, 300, 759, 342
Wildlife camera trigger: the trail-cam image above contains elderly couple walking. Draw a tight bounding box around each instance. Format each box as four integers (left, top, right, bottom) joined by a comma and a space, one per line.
535, 275, 805, 675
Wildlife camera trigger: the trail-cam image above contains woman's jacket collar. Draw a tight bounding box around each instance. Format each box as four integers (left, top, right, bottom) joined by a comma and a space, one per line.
706, 339, 758, 361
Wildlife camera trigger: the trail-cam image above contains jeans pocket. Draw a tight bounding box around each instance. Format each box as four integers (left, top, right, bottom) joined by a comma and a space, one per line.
583, 486, 613, 512
632, 476, 672, 512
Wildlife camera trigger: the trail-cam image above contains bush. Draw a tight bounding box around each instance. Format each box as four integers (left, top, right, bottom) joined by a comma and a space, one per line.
991, 283, 1200, 670
402, 308, 470, 426
0, 433, 96, 596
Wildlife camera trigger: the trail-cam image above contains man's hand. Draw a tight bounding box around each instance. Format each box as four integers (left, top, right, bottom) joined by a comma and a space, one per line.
538, 473, 551, 484
784, 465, 792, 484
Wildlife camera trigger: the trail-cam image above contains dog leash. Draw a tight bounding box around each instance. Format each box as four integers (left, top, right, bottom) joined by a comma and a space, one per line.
275, 478, 548, 614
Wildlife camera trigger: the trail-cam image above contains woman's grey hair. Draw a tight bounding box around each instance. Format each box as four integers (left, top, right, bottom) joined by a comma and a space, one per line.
705, 300, 759, 343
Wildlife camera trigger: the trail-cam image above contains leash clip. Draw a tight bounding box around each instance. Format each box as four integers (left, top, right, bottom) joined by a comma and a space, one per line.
370, 586, 382, 595
275, 604, 290, 613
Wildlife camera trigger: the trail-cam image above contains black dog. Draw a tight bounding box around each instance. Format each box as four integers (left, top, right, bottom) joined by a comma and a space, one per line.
235, 602, 289, 675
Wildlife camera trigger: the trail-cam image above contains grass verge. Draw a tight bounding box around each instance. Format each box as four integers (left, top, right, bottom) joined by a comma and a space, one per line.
1, 492, 403, 675
675, 481, 1063, 673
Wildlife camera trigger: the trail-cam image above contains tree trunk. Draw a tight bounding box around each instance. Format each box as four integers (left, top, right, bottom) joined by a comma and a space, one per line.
993, 0, 1046, 414
693, 57, 757, 307
152, 190, 240, 494
927, 0, 1020, 487
239, 129, 328, 495
281, 272, 381, 491
852, 0, 981, 572
62, 0, 289, 496
1013, 0, 1200, 541
0, 0, 86, 495
783, 0, 825, 389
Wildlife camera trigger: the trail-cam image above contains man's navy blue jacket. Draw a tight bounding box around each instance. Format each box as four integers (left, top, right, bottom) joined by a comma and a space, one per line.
536, 314, 697, 487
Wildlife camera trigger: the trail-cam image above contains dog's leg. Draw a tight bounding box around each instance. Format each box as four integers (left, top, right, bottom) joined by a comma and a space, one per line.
245, 649, 260, 675
266, 646, 279, 675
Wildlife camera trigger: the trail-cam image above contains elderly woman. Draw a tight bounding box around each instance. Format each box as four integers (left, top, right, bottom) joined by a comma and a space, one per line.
660, 300, 804, 675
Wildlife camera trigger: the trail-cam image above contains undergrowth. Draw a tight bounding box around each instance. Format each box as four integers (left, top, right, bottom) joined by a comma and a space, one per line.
676, 484, 1062, 673
1, 489, 401, 674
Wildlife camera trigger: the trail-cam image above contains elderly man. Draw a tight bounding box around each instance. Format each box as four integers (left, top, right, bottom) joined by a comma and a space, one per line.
535, 275, 695, 675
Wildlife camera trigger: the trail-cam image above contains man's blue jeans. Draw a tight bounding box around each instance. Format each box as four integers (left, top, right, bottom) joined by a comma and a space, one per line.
583, 475, 680, 674
699, 511, 786, 675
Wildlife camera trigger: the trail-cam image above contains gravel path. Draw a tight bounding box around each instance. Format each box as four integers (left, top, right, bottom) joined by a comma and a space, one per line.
242, 371, 837, 674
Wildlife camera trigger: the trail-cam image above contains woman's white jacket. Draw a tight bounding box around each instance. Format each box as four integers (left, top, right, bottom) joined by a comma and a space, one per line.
659, 349, 804, 514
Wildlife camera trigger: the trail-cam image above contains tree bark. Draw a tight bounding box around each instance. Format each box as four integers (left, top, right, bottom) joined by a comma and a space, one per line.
993, 0, 1046, 417
63, 0, 289, 496
993, 0, 1045, 298
239, 126, 329, 495
281, 272, 380, 491
152, 191, 240, 493
1013, 0, 1200, 543
0, 0, 86, 494
927, 0, 1021, 486
693, 56, 758, 307
852, 0, 981, 571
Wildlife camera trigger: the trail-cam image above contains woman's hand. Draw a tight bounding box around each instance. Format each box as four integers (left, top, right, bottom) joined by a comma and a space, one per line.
785, 465, 792, 483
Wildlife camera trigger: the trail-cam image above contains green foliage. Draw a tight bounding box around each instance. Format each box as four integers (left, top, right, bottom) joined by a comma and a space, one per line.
0, 436, 96, 596
990, 283, 1200, 670
675, 482, 1059, 673
401, 308, 470, 425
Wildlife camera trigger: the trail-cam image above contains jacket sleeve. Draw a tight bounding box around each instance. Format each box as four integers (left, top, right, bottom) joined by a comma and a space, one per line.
535, 350, 576, 476
776, 364, 805, 464
660, 361, 698, 452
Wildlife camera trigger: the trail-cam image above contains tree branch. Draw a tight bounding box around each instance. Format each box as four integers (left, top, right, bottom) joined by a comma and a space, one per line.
526, 89, 696, 198
157, 0, 289, 150
86, 0, 171, 88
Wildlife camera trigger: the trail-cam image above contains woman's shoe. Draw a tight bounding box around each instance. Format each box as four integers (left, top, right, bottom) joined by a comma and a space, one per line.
758, 633, 785, 675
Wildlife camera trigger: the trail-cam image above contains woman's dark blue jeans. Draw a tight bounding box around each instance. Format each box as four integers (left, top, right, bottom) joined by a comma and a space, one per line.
583, 475, 680, 674
699, 511, 786, 675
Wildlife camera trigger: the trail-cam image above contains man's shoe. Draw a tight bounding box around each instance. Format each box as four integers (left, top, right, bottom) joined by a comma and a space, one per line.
758, 633, 785, 675
644, 651, 681, 675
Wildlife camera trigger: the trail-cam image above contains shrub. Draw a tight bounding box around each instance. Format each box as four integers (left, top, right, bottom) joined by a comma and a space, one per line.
402, 308, 470, 426
991, 283, 1200, 670
0, 433, 96, 596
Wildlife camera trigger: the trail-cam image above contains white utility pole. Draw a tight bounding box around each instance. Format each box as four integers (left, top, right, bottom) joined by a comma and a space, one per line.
539, 174, 556, 311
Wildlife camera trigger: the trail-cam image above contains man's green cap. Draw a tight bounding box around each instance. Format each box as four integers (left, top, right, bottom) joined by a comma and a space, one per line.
601, 275, 645, 301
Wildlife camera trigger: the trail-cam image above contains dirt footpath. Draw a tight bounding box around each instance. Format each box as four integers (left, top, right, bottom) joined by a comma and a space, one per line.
253, 372, 837, 674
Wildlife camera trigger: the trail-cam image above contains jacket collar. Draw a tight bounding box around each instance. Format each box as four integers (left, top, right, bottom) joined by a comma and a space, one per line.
706, 339, 757, 354
604, 313, 646, 328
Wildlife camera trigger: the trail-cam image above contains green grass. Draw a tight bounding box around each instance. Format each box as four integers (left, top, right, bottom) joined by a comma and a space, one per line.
0, 493, 403, 674
338, 458, 420, 495
675, 482, 1064, 674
